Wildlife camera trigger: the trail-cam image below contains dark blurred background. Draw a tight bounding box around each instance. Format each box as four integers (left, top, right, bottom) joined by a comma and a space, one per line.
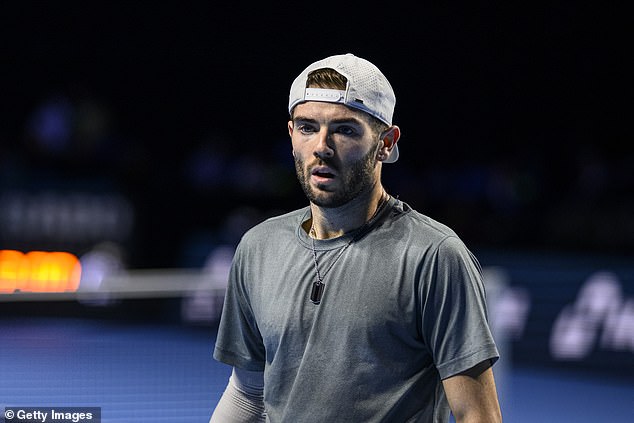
1, 3, 632, 421
2, 2, 631, 270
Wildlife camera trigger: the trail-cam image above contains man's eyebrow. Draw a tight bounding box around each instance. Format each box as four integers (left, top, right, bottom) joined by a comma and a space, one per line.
292, 115, 317, 123
292, 115, 363, 125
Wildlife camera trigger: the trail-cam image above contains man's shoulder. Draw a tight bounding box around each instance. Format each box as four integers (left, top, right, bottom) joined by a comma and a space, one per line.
393, 200, 460, 241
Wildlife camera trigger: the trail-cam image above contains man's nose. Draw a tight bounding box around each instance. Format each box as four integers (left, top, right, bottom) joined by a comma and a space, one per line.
313, 130, 334, 159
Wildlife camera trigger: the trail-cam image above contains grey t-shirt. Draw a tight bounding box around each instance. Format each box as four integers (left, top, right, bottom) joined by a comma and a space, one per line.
213, 198, 498, 422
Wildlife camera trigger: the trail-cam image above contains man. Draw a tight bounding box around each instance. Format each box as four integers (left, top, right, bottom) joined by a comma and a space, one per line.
211, 53, 502, 422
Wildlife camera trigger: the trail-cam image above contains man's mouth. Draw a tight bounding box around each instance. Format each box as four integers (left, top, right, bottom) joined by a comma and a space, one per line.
310, 165, 337, 185
311, 166, 336, 179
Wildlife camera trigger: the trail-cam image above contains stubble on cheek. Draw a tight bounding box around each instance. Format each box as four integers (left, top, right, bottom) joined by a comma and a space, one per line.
293, 147, 378, 208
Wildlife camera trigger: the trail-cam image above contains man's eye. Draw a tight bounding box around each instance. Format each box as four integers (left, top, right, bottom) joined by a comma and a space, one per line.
336, 126, 356, 136
298, 124, 316, 134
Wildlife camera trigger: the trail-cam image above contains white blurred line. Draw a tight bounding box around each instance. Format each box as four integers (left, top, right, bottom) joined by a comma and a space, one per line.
0, 269, 226, 302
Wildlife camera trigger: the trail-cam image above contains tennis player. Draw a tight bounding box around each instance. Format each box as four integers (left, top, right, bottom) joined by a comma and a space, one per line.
210, 53, 502, 422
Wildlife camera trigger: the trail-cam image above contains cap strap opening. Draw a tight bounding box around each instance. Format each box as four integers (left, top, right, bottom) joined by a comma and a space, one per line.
304, 88, 346, 103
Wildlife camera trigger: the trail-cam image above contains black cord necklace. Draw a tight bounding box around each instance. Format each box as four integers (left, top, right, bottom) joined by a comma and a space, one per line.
309, 192, 390, 305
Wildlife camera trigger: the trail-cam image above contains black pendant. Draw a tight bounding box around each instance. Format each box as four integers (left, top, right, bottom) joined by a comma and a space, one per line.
310, 281, 325, 305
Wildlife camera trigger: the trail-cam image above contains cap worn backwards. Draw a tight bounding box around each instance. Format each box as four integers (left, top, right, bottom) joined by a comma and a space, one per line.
288, 53, 399, 163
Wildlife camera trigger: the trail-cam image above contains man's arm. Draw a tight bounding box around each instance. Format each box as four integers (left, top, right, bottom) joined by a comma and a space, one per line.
442, 360, 502, 423
210, 367, 266, 423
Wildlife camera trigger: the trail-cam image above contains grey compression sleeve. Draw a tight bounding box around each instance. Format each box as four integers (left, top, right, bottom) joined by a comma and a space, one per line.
209, 367, 266, 423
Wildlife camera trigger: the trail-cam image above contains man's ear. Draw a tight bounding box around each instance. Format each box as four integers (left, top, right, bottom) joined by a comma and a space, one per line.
377, 126, 401, 162
288, 120, 294, 137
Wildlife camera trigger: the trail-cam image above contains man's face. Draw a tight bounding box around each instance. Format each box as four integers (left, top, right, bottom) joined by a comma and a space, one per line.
288, 101, 381, 208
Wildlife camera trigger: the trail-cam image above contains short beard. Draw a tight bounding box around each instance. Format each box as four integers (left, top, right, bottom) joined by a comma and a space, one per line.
294, 146, 378, 208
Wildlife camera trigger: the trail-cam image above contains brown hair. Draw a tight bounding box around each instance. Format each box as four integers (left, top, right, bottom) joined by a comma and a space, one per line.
306, 68, 348, 90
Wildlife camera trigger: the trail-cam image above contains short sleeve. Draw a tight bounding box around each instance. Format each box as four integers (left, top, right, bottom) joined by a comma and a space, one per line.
420, 236, 499, 379
213, 241, 266, 371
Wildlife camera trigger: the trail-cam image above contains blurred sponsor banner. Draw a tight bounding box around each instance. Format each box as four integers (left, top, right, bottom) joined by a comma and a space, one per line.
480, 250, 633, 377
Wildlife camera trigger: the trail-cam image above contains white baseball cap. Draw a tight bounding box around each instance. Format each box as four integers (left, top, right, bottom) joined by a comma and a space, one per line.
288, 53, 399, 163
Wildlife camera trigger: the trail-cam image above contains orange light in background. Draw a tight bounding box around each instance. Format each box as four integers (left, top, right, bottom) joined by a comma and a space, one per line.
0, 250, 81, 293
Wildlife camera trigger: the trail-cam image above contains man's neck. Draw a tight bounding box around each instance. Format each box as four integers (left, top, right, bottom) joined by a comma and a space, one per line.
308, 186, 387, 240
